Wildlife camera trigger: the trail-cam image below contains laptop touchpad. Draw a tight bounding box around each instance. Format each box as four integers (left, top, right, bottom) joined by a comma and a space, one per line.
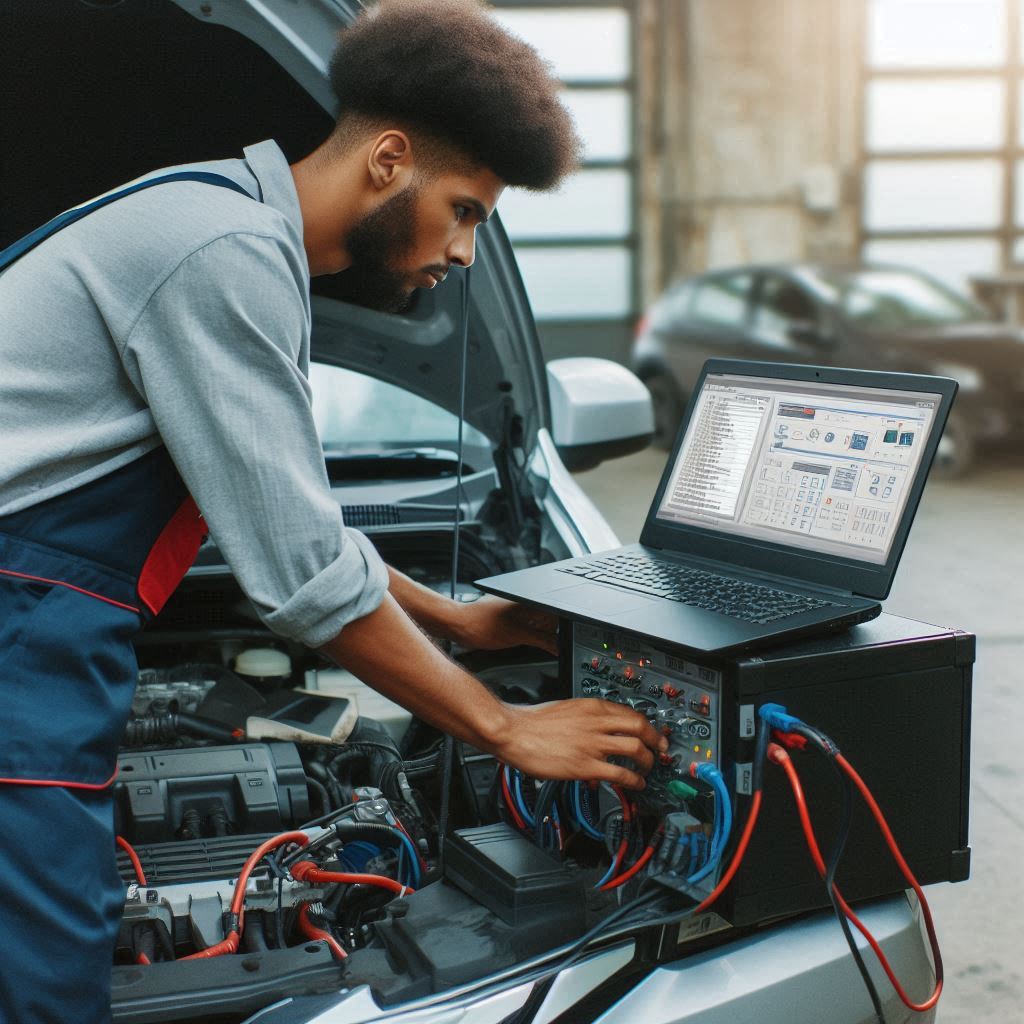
546, 582, 654, 615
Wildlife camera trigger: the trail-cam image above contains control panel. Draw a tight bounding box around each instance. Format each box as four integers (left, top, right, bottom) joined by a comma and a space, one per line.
572, 622, 723, 808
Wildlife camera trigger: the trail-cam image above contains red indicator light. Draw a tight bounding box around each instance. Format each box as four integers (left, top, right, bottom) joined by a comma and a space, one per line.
615, 651, 623, 660
662, 684, 679, 699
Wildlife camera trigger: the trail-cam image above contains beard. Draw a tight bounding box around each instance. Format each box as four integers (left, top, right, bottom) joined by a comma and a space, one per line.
329, 185, 420, 314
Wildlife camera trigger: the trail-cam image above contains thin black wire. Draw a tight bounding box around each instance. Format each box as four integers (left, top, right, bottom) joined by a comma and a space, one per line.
790, 723, 884, 1023
508, 889, 671, 1024
791, 724, 886, 1024
438, 265, 472, 874
823, 759, 886, 1024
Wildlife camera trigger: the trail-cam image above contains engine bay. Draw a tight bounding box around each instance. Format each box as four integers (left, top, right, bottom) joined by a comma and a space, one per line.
109, 530, 718, 1024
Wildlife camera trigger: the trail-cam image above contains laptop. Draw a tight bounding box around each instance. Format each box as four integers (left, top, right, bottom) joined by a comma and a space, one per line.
476, 359, 957, 655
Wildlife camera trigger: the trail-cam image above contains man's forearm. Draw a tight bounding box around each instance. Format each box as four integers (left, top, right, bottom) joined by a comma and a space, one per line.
385, 565, 465, 644
319, 590, 506, 753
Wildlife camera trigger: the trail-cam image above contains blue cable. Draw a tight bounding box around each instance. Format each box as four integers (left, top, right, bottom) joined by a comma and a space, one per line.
687, 766, 733, 884
594, 854, 620, 889
389, 827, 421, 888
710, 772, 733, 864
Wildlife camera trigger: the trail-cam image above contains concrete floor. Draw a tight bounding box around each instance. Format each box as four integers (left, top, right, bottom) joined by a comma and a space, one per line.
573, 447, 1024, 1023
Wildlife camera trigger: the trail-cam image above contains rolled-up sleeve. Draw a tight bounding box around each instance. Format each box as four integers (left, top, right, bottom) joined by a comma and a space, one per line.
119, 230, 388, 647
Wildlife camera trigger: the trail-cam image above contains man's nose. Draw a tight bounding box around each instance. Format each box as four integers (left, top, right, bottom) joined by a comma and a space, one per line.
447, 226, 477, 269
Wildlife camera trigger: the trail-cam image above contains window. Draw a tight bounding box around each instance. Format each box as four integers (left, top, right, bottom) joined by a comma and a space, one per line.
690, 275, 753, 328
753, 277, 818, 346
861, 0, 1022, 291
491, 3, 634, 323
827, 269, 985, 328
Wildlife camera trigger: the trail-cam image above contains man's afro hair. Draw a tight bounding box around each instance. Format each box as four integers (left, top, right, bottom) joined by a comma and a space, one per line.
328, 0, 581, 189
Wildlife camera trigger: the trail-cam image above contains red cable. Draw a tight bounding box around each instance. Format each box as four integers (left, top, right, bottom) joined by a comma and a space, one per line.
693, 790, 762, 915
770, 745, 942, 1013
181, 830, 310, 959
298, 903, 348, 961
500, 766, 527, 830
836, 752, 944, 1009
609, 785, 632, 822
116, 835, 147, 887
601, 842, 656, 890
291, 860, 414, 895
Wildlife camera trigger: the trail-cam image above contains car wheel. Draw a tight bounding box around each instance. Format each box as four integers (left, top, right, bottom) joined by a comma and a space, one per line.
642, 372, 686, 450
933, 411, 975, 478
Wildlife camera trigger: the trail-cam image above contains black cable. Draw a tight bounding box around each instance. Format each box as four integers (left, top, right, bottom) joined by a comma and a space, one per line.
437, 735, 455, 873
297, 800, 358, 832
792, 724, 885, 1024
511, 888, 670, 1010
305, 775, 331, 817
275, 877, 286, 949
824, 760, 885, 1024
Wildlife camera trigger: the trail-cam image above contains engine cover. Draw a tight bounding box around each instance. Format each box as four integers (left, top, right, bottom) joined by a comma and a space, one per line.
113, 743, 309, 844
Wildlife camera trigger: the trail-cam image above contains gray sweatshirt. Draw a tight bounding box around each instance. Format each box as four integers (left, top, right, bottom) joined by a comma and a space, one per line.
0, 140, 388, 647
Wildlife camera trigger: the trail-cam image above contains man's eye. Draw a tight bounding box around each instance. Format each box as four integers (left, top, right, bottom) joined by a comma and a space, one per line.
455, 205, 470, 221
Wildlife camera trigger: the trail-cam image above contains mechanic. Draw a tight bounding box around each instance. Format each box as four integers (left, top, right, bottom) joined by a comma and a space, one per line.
0, 0, 666, 1020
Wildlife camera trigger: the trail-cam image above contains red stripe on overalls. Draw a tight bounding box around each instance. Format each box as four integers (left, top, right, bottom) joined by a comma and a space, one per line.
0, 567, 140, 613
136, 495, 208, 615
0, 766, 119, 790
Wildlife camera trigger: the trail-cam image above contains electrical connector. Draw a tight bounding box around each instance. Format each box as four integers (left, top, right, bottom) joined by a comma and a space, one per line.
758, 702, 805, 734
666, 779, 698, 802
694, 762, 723, 784
771, 729, 808, 750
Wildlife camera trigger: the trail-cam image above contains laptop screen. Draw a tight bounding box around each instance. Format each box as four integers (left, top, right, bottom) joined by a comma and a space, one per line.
654, 372, 942, 566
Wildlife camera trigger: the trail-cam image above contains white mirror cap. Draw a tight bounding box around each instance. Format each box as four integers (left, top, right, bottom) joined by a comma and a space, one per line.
546, 357, 655, 448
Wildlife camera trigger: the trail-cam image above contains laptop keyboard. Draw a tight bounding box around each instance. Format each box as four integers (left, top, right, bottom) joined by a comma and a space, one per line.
556, 553, 835, 624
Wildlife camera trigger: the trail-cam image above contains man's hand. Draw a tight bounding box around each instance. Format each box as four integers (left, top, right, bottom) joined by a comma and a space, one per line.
495, 698, 669, 790
455, 595, 559, 655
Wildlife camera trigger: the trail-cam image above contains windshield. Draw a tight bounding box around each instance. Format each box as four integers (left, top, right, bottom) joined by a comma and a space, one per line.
821, 269, 988, 329
309, 363, 490, 452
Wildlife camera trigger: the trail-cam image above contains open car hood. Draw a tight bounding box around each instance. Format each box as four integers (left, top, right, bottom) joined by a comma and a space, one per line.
2, 0, 550, 448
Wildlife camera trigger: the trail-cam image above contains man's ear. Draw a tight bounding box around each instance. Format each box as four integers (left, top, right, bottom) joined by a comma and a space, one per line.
367, 130, 413, 190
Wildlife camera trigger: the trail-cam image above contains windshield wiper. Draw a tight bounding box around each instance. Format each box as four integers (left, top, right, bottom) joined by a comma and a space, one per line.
323, 447, 470, 481
323, 446, 458, 462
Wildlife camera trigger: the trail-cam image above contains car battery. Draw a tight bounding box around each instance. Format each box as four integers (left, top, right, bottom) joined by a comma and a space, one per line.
563, 612, 973, 927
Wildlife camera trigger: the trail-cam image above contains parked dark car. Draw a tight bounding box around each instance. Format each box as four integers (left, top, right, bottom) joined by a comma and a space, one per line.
632, 263, 1024, 474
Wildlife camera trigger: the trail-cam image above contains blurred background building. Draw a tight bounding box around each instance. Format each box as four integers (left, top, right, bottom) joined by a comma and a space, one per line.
493, 0, 1024, 363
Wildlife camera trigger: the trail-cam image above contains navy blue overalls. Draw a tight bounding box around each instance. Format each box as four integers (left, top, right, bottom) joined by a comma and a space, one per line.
0, 172, 258, 1023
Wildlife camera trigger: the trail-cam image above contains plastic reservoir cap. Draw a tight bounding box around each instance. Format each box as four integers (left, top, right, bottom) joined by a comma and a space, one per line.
235, 648, 291, 679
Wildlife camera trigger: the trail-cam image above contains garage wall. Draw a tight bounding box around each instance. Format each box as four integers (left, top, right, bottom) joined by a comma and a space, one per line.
635, 0, 865, 306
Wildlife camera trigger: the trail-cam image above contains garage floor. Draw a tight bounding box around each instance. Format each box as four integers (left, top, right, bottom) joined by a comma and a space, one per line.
574, 448, 1024, 1024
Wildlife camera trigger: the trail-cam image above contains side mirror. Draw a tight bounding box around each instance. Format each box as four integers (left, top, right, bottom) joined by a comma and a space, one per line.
546, 358, 654, 472
787, 321, 833, 346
